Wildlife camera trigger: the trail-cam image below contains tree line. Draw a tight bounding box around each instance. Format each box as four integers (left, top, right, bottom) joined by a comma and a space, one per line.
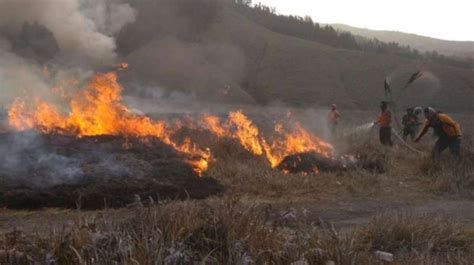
232, 0, 473, 69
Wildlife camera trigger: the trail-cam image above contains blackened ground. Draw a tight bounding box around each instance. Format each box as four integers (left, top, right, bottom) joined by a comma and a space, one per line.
277, 152, 385, 174
0, 132, 223, 210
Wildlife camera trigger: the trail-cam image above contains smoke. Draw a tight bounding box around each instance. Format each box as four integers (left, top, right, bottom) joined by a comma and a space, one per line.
0, 0, 137, 109
80, 0, 137, 36
0, 48, 51, 106
123, 37, 251, 103
0, 131, 144, 188
0, 0, 136, 64
0, 131, 84, 187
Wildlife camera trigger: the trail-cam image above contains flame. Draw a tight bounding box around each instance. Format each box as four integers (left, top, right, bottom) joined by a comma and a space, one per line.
201, 114, 227, 137
263, 122, 334, 168
117, 62, 129, 70
7, 70, 332, 175
8, 99, 34, 130
227, 111, 264, 155
201, 111, 334, 169
8, 71, 209, 175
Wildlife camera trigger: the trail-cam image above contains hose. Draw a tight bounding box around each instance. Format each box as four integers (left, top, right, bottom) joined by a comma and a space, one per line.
391, 128, 426, 155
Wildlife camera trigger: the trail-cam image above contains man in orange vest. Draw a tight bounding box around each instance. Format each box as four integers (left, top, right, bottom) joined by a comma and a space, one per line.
328, 104, 341, 135
375, 101, 392, 146
414, 107, 462, 158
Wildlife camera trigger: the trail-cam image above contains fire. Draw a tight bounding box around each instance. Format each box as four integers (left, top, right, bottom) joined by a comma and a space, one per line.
7, 69, 333, 175
200, 111, 334, 169
263, 122, 334, 168
201, 111, 265, 156
117, 62, 129, 70
8, 71, 209, 175
201, 114, 227, 137
227, 111, 264, 155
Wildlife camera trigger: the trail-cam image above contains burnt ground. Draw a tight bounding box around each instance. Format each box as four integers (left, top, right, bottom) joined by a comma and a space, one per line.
277, 152, 385, 174
0, 132, 223, 210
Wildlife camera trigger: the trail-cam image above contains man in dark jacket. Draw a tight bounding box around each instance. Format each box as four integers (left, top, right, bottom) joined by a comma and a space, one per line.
402, 108, 419, 141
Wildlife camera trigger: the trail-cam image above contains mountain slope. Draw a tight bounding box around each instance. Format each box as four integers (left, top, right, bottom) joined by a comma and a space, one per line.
332, 23, 474, 59
117, 1, 474, 111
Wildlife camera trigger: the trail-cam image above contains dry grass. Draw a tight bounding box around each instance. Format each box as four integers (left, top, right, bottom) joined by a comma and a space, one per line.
0, 201, 472, 264
205, 132, 474, 203
1, 122, 473, 264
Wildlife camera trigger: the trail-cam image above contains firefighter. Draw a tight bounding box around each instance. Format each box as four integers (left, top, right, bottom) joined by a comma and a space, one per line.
401, 108, 419, 141
375, 101, 393, 146
414, 107, 462, 158
328, 104, 341, 135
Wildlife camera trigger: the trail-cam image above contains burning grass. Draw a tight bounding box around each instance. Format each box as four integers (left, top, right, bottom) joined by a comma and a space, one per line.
1, 67, 473, 263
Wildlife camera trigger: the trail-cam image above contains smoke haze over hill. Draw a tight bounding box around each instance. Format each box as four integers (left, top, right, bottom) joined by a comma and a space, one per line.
0, 0, 473, 112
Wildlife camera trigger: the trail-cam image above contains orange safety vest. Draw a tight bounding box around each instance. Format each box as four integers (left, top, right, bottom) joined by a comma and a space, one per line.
422, 113, 461, 138
328, 110, 341, 123
378, 110, 391, 128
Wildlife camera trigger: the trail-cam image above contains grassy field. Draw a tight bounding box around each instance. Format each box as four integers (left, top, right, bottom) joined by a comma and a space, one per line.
0, 110, 472, 264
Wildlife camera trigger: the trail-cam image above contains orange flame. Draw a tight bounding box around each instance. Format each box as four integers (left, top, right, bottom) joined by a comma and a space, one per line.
201, 114, 227, 137
263, 122, 333, 168
227, 111, 264, 156
200, 111, 334, 169
8, 70, 332, 175
8, 71, 209, 175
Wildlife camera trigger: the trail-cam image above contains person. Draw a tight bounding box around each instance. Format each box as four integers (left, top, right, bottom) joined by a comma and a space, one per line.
414, 107, 462, 158
401, 108, 419, 141
327, 104, 341, 135
413, 106, 423, 117
375, 101, 392, 146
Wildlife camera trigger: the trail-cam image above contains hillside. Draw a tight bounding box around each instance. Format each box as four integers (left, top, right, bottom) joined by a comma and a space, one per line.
332, 23, 474, 59
117, 0, 474, 111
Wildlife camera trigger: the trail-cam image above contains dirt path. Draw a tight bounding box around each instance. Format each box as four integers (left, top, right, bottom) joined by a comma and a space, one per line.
0, 199, 472, 235
270, 199, 474, 229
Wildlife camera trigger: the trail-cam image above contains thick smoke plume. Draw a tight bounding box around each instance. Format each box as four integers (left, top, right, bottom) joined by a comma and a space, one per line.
0, 0, 136, 106
0, 0, 136, 64
0, 0, 137, 187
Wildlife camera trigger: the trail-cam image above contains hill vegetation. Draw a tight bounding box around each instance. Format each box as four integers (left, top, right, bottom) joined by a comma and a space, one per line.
115, 0, 474, 111
233, 1, 473, 69
332, 23, 474, 60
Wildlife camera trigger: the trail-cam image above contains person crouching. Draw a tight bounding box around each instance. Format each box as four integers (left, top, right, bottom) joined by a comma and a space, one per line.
414, 107, 462, 159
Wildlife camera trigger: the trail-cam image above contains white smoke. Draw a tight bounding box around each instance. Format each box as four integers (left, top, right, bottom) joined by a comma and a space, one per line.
0, 131, 84, 187
0, 0, 136, 65
0, 0, 137, 187
80, 0, 137, 36
0, 48, 51, 106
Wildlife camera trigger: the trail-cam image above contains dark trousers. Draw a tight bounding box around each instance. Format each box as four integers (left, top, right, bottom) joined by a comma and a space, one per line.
379, 127, 393, 146
432, 137, 461, 159
329, 122, 338, 135
403, 127, 417, 141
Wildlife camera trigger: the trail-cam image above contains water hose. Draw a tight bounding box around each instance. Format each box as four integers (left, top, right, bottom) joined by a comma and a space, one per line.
391, 128, 426, 155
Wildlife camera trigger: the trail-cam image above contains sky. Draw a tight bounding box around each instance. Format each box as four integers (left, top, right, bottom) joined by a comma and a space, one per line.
254, 0, 474, 41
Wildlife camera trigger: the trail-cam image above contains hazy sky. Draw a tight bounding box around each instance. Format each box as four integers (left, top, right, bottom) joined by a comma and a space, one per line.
255, 0, 474, 41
